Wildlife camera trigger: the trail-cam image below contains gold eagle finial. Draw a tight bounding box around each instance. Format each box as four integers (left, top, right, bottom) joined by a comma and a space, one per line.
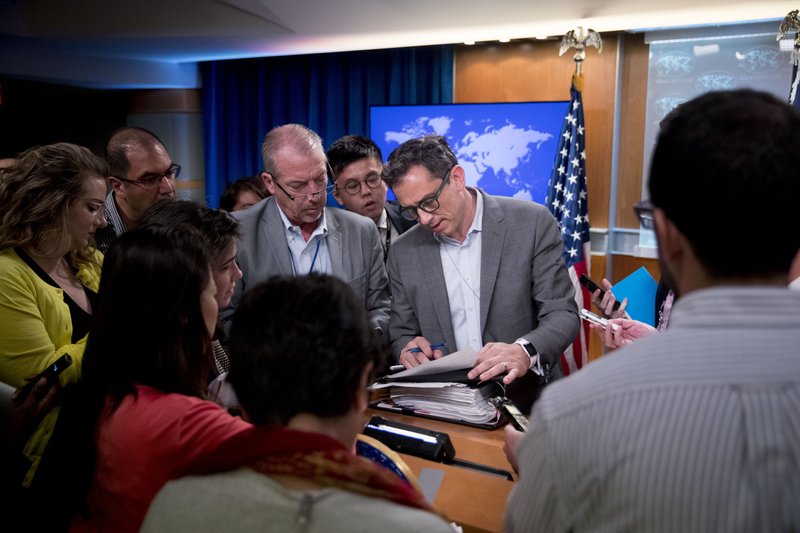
559, 27, 603, 75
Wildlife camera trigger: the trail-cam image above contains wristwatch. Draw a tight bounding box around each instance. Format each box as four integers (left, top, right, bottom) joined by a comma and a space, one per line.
514, 338, 539, 371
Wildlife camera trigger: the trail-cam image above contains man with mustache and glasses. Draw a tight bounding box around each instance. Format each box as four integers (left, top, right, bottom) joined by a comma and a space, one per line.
221, 124, 389, 335
382, 135, 579, 407
95, 127, 178, 253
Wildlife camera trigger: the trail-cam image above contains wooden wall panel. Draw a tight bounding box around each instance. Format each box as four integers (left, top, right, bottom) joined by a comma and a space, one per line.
588, 253, 607, 362
454, 37, 619, 229
616, 33, 650, 228
611, 254, 661, 283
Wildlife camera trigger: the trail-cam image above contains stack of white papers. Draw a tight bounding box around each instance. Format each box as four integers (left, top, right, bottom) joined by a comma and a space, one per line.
372, 381, 500, 425
371, 349, 501, 426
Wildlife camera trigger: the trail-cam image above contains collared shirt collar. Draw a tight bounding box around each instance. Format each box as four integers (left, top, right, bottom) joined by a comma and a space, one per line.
377, 208, 389, 231
104, 191, 127, 235
275, 203, 328, 242
435, 188, 483, 246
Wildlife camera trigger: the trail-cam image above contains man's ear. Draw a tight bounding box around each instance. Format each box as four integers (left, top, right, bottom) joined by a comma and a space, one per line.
450, 164, 467, 190
261, 171, 277, 197
108, 177, 125, 198
654, 207, 688, 278
355, 361, 374, 413
331, 183, 344, 206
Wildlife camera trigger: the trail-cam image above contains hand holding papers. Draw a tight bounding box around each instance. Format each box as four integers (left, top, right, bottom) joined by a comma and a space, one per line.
389, 348, 478, 380
372, 348, 502, 428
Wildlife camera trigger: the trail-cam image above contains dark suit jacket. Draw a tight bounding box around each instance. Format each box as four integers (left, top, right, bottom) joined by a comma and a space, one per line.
387, 190, 579, 381
221, 196, 390, 331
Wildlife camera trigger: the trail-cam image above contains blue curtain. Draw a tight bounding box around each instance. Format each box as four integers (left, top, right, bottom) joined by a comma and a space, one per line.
201, 45, 454, 207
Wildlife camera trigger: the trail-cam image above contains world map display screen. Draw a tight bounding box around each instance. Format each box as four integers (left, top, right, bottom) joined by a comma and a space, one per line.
370, 101, 569, 204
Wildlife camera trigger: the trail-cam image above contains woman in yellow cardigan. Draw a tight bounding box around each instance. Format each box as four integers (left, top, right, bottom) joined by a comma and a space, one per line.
0, 143, 108, 490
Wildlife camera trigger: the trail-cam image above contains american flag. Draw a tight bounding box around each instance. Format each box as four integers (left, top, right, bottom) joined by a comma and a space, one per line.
546, 72, 592, 375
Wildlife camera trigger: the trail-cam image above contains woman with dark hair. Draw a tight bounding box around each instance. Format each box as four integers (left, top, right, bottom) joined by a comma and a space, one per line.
140, 199, 242, 381
0, 143, 108, 488
219, 177, 268, 212
142, 275, 454, 532
70, 226, 250, 532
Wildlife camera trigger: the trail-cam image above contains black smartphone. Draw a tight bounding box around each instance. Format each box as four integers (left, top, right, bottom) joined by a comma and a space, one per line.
16, 354, 73, 402
580, 273, 621, 312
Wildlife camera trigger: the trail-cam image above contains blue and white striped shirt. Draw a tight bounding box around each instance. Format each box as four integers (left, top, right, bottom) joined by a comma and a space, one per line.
506, 286, 800, 532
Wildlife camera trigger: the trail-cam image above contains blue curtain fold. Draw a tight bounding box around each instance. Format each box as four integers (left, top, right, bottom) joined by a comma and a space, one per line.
201, 45, 454, 207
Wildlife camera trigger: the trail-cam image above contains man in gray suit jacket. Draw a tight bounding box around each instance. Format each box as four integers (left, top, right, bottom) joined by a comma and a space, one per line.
221, 124, 390, 333
383, 135, 578, 386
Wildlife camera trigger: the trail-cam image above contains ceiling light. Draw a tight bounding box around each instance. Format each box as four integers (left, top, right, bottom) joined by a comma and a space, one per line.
499, 38, 510, 43
464, 40, 476, 45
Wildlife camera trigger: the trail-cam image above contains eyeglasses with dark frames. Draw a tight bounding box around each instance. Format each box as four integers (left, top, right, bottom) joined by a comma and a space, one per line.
634, 199, 655, 230
398, 167, 453, 221
336, 172, 383, 196
116, 163, 181, 190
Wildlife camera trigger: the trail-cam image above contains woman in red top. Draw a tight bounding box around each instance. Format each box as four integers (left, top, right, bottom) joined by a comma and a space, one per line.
69, 226, 251, 532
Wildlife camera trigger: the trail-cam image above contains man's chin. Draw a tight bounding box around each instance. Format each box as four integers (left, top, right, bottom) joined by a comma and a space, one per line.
301, 209, 324, 224
364, 205, 384, 221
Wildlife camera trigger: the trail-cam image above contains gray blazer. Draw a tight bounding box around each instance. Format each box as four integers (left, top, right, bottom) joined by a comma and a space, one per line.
222, 196, 390, 331
387, 190, 579, 380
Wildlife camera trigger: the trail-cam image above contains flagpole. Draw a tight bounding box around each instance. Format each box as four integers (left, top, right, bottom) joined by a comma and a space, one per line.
546, 27, 602, 373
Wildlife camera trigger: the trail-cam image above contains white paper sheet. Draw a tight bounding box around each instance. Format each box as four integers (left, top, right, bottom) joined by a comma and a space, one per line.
388, 347, 478, 379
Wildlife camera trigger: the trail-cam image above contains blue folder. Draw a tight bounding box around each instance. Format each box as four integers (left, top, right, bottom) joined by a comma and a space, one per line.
611, 267, 658, 326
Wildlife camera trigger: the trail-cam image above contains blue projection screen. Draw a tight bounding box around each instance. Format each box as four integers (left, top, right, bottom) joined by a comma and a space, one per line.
370, 101, 569, 204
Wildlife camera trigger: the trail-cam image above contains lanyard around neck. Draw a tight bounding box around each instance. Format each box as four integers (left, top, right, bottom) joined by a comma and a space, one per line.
289, 236, 322, 275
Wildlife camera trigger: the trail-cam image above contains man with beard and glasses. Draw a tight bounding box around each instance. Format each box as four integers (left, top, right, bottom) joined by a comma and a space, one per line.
95, 127, 178, 253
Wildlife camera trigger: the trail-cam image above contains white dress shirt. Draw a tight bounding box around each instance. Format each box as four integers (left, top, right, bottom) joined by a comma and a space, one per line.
437, 191, 483, 352
276, 206, 331, 275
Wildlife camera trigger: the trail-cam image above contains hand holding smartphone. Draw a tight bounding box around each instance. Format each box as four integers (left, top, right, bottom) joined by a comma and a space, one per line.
16, 354, 72, 403
580, 274, 622, 312
579, 309, 620, 331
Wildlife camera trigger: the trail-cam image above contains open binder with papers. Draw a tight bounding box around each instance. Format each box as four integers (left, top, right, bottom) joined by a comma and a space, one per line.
370, 348, 504, 429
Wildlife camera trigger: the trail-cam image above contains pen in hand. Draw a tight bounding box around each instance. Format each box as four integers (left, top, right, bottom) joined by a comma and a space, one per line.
407, 342, 447, 354
390, 343, 448, 372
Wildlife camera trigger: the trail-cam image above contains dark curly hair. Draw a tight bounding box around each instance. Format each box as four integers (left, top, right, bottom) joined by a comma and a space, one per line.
228, 274, 387, 425
381, 135, 457, 187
